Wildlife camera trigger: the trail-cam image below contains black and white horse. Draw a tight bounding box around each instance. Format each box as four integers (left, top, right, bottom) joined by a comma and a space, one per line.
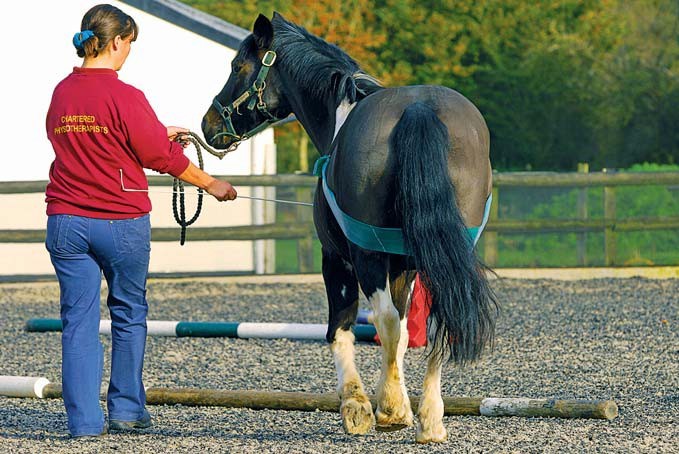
202, 13, 498, 443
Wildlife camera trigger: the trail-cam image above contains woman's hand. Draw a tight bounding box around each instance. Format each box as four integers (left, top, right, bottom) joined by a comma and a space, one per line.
167, 126, 190, 148
176, 162, 236, 202
206, 179, 238, 202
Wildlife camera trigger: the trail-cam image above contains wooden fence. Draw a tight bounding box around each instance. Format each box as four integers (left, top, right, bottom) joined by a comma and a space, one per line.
2, 171, 679, 271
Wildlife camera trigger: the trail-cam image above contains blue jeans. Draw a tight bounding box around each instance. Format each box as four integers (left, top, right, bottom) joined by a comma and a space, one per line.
45, 214, 151, 436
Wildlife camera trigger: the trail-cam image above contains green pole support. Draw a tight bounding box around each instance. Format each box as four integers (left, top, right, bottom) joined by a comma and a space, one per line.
352, 324, 377, 342
175, 321, 240, 338
25, 318, 63, 332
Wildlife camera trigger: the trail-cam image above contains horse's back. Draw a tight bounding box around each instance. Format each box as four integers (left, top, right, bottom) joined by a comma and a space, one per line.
332, 85, 492, 227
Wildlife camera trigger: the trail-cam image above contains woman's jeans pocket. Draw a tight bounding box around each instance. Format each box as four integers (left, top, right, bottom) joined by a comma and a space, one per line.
110, 215, 151, 254
46, 215, 74, 254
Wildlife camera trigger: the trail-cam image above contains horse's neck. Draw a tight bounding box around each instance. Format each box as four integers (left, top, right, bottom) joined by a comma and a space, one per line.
281, 74, 344, 154
291, 99, 335, 153
292, 97, 356, 155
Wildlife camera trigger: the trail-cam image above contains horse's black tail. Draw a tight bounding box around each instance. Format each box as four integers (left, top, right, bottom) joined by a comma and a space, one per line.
391, 102, 498, 365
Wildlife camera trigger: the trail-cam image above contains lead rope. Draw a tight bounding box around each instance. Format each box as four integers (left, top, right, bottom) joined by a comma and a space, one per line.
171, 131, 232, 245
168, 131, 314, 245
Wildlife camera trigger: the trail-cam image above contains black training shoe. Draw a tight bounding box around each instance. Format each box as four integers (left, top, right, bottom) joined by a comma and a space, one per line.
108, 409, 152, 431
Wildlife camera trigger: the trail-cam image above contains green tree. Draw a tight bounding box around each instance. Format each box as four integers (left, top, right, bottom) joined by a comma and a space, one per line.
589, 0, 679, 168
181, 0, 679, 172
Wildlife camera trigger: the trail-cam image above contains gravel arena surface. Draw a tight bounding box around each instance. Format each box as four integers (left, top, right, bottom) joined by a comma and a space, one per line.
0, 274, 676, 453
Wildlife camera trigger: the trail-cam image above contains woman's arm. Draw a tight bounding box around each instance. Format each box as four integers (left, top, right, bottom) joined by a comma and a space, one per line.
176, 161, 237, 202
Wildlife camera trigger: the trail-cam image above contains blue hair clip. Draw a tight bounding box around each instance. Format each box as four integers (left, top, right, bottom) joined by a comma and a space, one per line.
72, 30, 95, 50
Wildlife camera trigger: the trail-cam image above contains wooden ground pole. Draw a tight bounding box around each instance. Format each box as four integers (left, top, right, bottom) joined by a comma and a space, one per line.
39, 384, 618, 420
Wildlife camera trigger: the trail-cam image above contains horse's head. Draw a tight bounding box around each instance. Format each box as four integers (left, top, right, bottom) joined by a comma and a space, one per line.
201, 14, 292, 150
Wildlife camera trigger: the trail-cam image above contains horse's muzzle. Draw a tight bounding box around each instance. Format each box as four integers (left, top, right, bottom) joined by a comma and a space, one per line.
201, 118, 233, 150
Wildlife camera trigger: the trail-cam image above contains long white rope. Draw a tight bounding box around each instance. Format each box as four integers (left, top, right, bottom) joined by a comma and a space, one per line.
119, 169, 313, 207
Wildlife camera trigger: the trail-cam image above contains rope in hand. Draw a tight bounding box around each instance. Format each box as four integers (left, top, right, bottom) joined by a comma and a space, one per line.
171, 131, 233, 245
169, 131, 313, 244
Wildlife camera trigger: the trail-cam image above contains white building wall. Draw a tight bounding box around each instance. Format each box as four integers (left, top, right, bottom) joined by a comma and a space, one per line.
0, 1, 275, 277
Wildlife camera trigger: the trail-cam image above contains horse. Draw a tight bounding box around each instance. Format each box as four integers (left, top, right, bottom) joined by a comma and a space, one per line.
201, 13, 499, 443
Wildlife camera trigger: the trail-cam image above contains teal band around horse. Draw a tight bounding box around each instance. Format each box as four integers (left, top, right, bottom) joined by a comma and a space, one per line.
316, 157, 492, 255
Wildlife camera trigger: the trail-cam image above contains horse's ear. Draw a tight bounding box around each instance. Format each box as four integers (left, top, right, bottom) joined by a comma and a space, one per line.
253, 14, 273, 49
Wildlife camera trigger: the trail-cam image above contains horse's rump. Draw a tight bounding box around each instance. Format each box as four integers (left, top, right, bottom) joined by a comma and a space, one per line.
328, 85, 492, 228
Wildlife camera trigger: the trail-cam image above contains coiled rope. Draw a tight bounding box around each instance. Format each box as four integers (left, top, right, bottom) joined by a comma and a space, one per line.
169, 131, 313, 244
171, 132, 231, 245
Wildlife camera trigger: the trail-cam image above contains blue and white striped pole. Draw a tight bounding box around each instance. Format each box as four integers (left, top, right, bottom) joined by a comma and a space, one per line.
24, 319, 377, 342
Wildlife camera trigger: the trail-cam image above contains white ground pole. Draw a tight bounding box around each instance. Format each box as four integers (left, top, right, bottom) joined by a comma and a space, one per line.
98, 320, 179, 336
236, 323, 327, 340
0, 376, 50, 398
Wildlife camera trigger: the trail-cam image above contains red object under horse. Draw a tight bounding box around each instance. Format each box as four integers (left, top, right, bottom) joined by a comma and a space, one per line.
374, 274, 430, 348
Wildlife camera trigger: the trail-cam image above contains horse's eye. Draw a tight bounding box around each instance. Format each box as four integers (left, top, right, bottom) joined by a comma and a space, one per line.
232, 62, 242, 72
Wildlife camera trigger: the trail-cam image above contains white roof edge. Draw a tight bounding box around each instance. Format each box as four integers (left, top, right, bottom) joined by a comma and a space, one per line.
119, 0, 250, 49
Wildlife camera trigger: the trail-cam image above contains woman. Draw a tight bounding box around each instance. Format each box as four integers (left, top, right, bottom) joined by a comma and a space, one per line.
45, 4, 236, 437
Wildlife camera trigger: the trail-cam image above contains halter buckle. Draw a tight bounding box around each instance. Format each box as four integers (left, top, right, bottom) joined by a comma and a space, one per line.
261, 50, 277, 67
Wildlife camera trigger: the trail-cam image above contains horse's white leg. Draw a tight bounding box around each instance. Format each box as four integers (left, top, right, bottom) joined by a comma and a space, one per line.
370, 279, 414, 430
331, 328, 375, 434
416, 351, 447, 442
323, 251, 374, 434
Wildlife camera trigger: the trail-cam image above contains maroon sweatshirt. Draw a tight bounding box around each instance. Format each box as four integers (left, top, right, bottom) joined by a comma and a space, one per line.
45, 67, 190, 219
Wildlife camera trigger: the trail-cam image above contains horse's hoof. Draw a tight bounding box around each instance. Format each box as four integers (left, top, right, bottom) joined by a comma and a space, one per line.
416, 422, 448, 443
375, 405, 414, 432
375, 422, 409, 432
341, 397, 375, 435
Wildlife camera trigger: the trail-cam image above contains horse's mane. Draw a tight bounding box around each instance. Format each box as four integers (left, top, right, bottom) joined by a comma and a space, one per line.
271, 14, 384, 105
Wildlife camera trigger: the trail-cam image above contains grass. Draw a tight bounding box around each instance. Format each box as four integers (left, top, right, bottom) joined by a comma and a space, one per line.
275, 239, 322, 273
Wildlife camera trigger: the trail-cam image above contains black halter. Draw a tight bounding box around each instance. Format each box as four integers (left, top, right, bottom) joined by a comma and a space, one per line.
211, 50, 283, 150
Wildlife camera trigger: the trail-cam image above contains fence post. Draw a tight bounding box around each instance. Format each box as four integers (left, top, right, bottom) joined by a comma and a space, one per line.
296, 186, 315, 273
298, 132, 309, 173
604, 179, 617, 266
483, 186, 499, 267
577, 163, 589, 266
